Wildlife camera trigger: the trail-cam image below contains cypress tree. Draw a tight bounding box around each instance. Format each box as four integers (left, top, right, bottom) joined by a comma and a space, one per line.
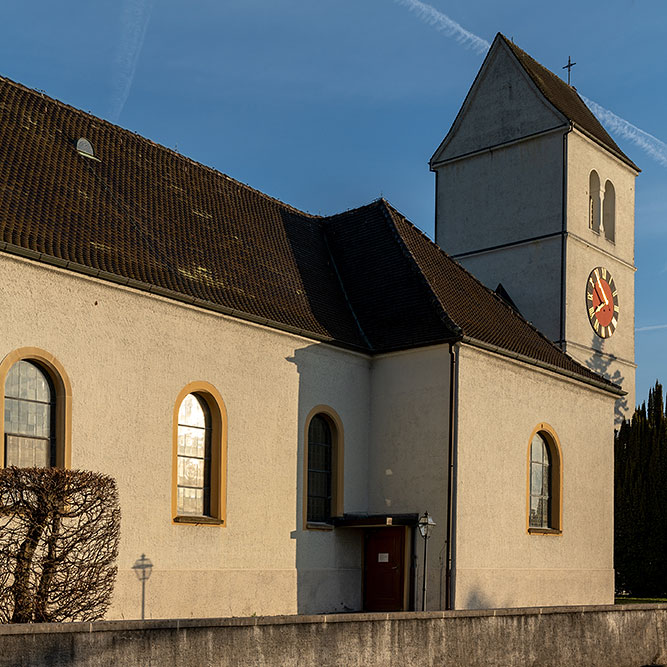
615, 382, 667, 595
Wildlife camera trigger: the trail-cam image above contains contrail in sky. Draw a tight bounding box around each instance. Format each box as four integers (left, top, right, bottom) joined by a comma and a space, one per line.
394, 0, 490, 54
110, 0, 156, 123
395, 0, 667, 169
581, 96, 667, 168
636, 324, 667, 333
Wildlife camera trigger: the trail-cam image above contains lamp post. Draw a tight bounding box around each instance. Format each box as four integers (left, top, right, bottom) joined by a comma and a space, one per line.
418, 511, 436, 612
131, 553, 153, 620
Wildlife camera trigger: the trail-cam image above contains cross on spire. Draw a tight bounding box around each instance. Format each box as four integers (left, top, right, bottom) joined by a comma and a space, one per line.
562, 56, 576, 86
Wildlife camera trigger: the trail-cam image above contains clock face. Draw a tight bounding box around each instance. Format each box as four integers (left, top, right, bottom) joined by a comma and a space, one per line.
586, 267, 619, 338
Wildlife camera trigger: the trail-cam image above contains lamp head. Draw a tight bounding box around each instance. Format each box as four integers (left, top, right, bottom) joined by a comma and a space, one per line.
418, 511, 436, 539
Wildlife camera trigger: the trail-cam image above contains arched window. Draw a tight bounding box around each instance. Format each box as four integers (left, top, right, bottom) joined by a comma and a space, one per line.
172, 382, 227, 524
177, 393, 211, 517
588, 170, 601, 233
603, 180, 615, 242
0, 348, 72, 469
304, 408, 344, 526
4, 361, 55, 467
527, 424, 562, 533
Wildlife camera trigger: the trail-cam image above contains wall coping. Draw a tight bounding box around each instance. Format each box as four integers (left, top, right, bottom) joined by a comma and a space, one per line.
2, 604, 667, 636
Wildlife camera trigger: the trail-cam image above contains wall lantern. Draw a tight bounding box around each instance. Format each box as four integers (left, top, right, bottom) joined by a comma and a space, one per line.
132, 553, 153, 620
418, 511, 436, 611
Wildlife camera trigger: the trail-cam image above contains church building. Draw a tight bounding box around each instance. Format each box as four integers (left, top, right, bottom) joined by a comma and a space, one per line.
0, 34, 633, 619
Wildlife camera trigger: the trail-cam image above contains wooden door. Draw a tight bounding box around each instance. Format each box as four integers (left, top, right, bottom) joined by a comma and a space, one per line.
363, 527, 406, 611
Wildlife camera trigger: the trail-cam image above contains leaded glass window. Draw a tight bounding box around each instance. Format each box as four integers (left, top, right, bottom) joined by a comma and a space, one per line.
4, 360, 55, 467
307, 415, 332, 523
529, 433, 551, 528
177, 393, 211, 516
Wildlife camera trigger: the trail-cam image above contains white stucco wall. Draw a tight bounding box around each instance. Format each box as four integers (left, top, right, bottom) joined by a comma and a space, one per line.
564, 130, 637, 420
0, 252, 372, 620
435, 131, 565, 257
453, 343, 615, 609
368, 346, 452, 610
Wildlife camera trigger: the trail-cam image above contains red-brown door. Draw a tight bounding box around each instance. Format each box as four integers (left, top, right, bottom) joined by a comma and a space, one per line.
363, 527, 406, 611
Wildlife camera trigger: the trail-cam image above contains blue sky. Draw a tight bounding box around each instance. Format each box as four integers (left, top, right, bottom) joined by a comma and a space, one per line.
1, 0, 665, 407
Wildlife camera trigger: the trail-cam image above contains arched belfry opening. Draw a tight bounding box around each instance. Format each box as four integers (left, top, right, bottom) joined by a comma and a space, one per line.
603, 180, 615, 242
588, 170, 601, 233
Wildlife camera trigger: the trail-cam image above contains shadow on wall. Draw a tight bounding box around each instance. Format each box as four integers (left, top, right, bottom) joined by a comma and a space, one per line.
286, 346, 365, 616
464, 588, 495, 611
584, 335, 628, 425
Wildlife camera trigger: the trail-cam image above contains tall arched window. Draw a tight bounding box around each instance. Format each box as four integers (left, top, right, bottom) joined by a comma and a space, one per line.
588, 170, 601, 233
304, 408, 344, 526
307, 415, 333, 523
529, 433, 551, 528
177, 393, 212, 517
172, 382, 227, 525
527, 424, 562, 533
4, 361, 55, 467
603, 180, 615, 242
0, 348, 72, 469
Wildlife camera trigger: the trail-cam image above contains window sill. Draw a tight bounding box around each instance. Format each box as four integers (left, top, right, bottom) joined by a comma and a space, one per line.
306, 522, 334, 531
173, 515, 224, 526
528, 527, 562, 536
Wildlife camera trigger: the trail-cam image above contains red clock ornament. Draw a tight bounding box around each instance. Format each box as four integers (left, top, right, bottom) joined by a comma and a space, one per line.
585, 267, 619, 338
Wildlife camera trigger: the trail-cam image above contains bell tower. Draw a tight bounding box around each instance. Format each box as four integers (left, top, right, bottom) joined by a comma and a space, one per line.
431, 34, 638, 422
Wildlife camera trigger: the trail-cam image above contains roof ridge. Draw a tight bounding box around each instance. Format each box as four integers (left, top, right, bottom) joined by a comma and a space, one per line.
0, 74, 322, 221
320, 224, 375, 351
385, 200, 618, 389
378, 200, 462, 339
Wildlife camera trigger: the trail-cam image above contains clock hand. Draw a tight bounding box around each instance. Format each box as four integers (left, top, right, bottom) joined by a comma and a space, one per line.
596, 277, 609, 306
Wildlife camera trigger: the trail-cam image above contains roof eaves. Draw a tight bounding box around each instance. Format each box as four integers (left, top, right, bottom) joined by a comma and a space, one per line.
385, 206, 618, 390
0, 241, 372, 354
571, 121, 640, 173
462, 335, 624, 396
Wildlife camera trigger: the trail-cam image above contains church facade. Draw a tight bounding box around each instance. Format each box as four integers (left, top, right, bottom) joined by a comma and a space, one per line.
0, 34, 631, 619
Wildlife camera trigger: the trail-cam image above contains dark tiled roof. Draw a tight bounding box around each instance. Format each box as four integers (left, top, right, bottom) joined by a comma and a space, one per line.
500, 34, 639, 172
0, 74, 619, 391
384, 204, 616, 388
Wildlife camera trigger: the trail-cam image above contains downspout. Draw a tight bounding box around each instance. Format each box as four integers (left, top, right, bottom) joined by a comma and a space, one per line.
445, 342, 459, 609
559, 125, 572, 348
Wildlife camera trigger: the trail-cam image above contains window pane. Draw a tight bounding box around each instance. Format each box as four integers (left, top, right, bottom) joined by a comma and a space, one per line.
7, 361, 51, 402
178, 455, 205, 487
530, 462, 542, 497
542, 462, 550, 496
5, 435, 50, 468
177, 425, 206, 458
530, 496, 542, 528
177, 486, 204, 516
308, 442, 331, 472
308, 415, 331, 446
308, 470, 331, 498
5, 364, 20, 399
5, 398, 51, 438
178, 394, 206, 428
531, 434, 545, 464
308, 496, 328, 523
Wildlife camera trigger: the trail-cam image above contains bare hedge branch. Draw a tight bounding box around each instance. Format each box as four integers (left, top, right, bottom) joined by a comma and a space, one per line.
0, 467, 121, 623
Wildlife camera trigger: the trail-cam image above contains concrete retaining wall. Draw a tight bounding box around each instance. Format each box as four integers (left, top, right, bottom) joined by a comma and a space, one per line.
1, 605, 666, 666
